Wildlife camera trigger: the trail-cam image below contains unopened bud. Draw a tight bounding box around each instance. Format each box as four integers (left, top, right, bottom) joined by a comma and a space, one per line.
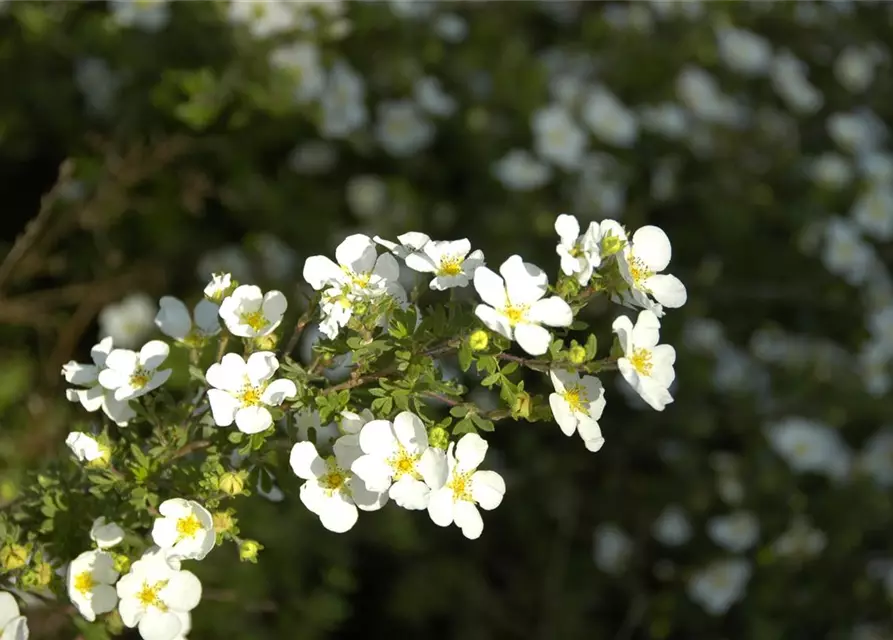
23, 561, 53, 588
568, 345, 586, 364
253, 335, 278, 351
239, 539, 263, 563
218, 471, 247, 497
0, 544, 29, 571
112, 553, 131, 575
87, 445, 112, 469
600, 232, 626, 258
428, 427, 449, 450
469, 330, 489, 352
511, 392, 532, 419
213, 511, 236, 534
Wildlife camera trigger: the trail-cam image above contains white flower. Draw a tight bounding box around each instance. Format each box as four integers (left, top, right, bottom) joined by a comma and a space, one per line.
97, 340, 172, 402
531, 104, 587, 170
612, 310, 676, 411
117, 547, 201, 640
433, 13, 467, 42
828, 110, 886, 155
687, 558, 751, 615
582, 86, 638, 148
427, 433, 505, 540
770, 51, 823, 115
492, 149, 552, 191
765, 417, 852, 479
772, 517, 827, 559
554, 214, 601, 285
859, 428, 893, 487
206, 352, 297, 434
289, 438, 387, 533
375, 100, 435, 157
67, 550, 119, 622
217, 285, 287, 338
867, 306, 893, 357
414, 76, 457, 117
320, 61, 368, 139
154, 297, 220, 346
548, 369, 606, 452
373, 232, 431, 260
638, 103, 689, 139
834, 46, 878, 93
651, 505, 692, 546
676, 66, 748, 126
810, 153, 853, 189
62, 337, 137, 426
346, 175, 388, 219
0, 591, 27, 640
109, 0, 169, 32
65, 432, 107, 464
821, 217, 875, 286
304, 234, 401, 295
90, 517, 125, 550
473, 255, 573, 356
98, 293, 156, 349
339, 408, 375, 435
593, 523, 633, 574
851, 184, 893, 241
270, 42, 325, 103
858, 344, 891, 397
294, 408, 339, 447
227, 0, 295, 38
351, 411, 448, 510
75, 57, 119, 116
404, 239, 485, 291
150, 499, 215, 561
616, 225, 687, 314
707, 511, 760, 552
716, 26, 772, 76
203, 273, 232, 302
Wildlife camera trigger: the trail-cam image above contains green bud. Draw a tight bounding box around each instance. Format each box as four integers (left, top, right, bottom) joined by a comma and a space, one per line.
469, 330, 489, 352
0, 544, 29, 571
253, 335, 278, 351
428, 427, 449, 450
213, 510, 237, 534
511, 392, 532, 419
218, 471, 247, 497
239, 539, 263, 563
86, 444, 112, 469
21, 560, 52, 589
113, 553, 131, 575
568, 345, 587, 364
600, 232, 626, 258
0, 480, 18, 503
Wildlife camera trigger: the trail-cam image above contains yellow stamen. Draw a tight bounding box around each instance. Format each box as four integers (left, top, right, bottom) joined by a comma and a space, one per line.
562, 384, 589, 413
447, 471, 473, 502
240, 310, 267, 332
137, 580, 168, 611
388, 447, 421, 480
629, 348, 653, 376
73, 571, 95, 596
503, 304, 528, 327
176, 514, 203, 538
238, 385, 262, 407
628, 256, 653, 287
438, 256, 464, 277
129, 368, 150, 389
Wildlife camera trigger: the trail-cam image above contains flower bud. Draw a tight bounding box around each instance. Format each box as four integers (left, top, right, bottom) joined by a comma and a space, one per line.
253, 335, 278, 351
112, 553, 131, 575
213, 511, 236, 534
428, 427, 450, 450
218, 471, 247, 497
22, 561, 52, 589
568, 345, 587, 364
0, 544, 29, 571
239, 539, 263, 563
469, 330, 489, 352
86, 445, 112, 469
600, 232, 626, 258
511, 392, 532, 419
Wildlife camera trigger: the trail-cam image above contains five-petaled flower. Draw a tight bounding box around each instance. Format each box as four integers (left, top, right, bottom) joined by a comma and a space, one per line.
612, 310, 676, 411
427, 433, 505, 539
473, 255, 573, 356
218, 284, 287, 338
206, 352, 297, 434
67, 549, 119, 622
555, 214, 601, 285
404, 239, 485, 290
615, 225, 687, 316
151, 499, 215, 561
548, 369, 607, 452
62, 337, 136, 426
97, 340, 172, 402
155, 296, 221, 346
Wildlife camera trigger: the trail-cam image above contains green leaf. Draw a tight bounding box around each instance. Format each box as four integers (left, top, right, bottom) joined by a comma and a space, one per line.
470, 413, 495, 432
450, 405, 469, 418
452, 417, 476, 435
585, 334, 598, 359
570, 320, 588, 330
458, 341, 473, 372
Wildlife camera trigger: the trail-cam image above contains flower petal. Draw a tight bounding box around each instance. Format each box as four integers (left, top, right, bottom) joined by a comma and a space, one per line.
500, 255, 548, 305
349, 477, 388, 511
427, 487, 454, 527
160, 570, 202, 612
389, 476, 430, 510
373, 252, 400, 282
473, 266, 508, 308
262, 291, 287, 326
91, 584, 119, 617
246, 351, 278, 385
632, 309, 661, 349
207, 389, 239, 427
454, 501, 484, 539
290, 442, 325, 480
514, 323, 552, 356
193, 299, 221, 335
358, 420, 399, 457
350, 454, 393, 493
336, 234, 377, 274
647, 274, 687, 308
0, 592, 20, 630
417, 448, 448, 489
155, 297, 191, 341
549, 394, 577, 436
528, 296, 573, 327
455, 432, 488, 473
139, 341, 170, 370
474, 305, 512, 340
303, 255, 344, 290
234, 406, 273, 434
470, 470, 505, 510
105, 349, 138, 374
261, 378, 297, 405
138, 610, 184, 640
392, 411, 428, 454
404, 251, 438, 273
206, 353, 246, 392
555, 213, 580, 244
632, 225, 672, 272
318, 492, 359, 533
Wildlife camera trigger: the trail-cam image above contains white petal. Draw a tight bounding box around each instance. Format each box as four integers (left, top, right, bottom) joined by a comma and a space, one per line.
318, 493, 359, 533
160, 570, 202, 611
514, 323, 552, 356
299, 481, 327, 515
90, 336, 115, 366
336, 234, 377, 274
289, 442, 325, 480
632, 225, 672, 272
404, 251, 438, 273
118, 593, 143, 627
549, 394, 577, 436
350, 455, 393, 493
2, 616, 27, 640
647, 274, 687, 308
262, 290, 287, 325
303, 255, 344, 289
455, 432, 488, 473
91, 584, 119, 617
246, 351, 278, 385
155, 297, 191, 341
207, 389, 239, 427
143, 369, 172, 395
470, 470, 505, 510
104, 349, 138, 374
528, 296, 573, 327
373, 252, 400, 282
97, 368, 127, 390
473, 266, 508, 308
62, 361, 99, 385
102, 394, 135, 425
151, 517, 180, 550
229, 284, 263, 307
0, 592, 20, 629
576, 416, 604, 447
392, 411, 427, 454
417, 448, 448, 489
396, 231, 431, 250
260, 378, 296, 405
139, 341, 170, 370
611, 314, 635, 354
206, 353, 246, 391
474, 305, 512, 340
358, 420, 399, 457
500, 255, 548, 305
632, 309, 661, 349
555, 214, 580, 244
234, 406, 273, 434
427, 488, 455, 527
193, 299, 221, 335
389, 476, 430, 510
139, 610, 184, 640
348, 477, 388, 511
454, 501, 484, 539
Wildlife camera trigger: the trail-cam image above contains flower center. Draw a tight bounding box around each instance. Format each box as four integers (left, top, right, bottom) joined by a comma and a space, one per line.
562, 384, 589, 413
137, 580, 168, 611
176, 514, 203, 538
320, 459, 349, 494
388, 447, 421, 480
74, 570, 95, 596
447, 471, 473, 502
240, 310, 267, 332
438, 256, 464, 277
629, 348, 653, 376
129, 368, 151, 389
238, 384, 262, 407
793, 441, 812, 457
503, 304, 528, 327
628, 256, 653, 286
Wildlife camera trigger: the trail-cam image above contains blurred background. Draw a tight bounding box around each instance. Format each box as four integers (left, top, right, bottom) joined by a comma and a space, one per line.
1, 0, 893, 638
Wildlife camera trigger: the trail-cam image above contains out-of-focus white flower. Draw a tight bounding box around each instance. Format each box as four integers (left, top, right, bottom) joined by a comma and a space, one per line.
492, 149, 552, 191
834, 46, 879, 93
683, 316, 726, 353
716, 26, 773, 76
858, 427, 893, 487
270, 42, 325, 104
772, 516, 827, 559
851, 184, 893, 241
532, 104, 588, 170
810, 153, 854, 189
593, 523, 633, 574
651, 505, 692, 546
687, 558, 751, 615
63, 337, 137, 426
859, 152, 893, 184
98, 293, 156, 349
227, 0, 296, 38
155, 297, 220, 346
639, 103, 689, 140
858, 344, 891, 397
414, 77, 457, 118
0, 591, 28, 639
770, 51, 823, 115
75, 58, 120, 116
346, 175, 388, 219
828, 110, 887, 155
433, 13, 467, 42
320, 61, 368, 139
582, 86, 638, 148
821, 217, 875, 286
252, 233, 297, 282
765, 417, 852, 479
109, 0, 169, 31
676, 66, 748, 126
197, 245, 252, 283
707, 511, 760, 552
376, 100, 435, 157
